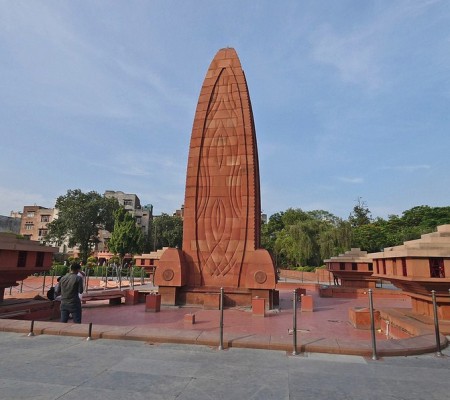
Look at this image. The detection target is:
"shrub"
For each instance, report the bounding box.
[296,266,316,272]
[50,264,69,277]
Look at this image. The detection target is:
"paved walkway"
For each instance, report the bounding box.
[0,331,449,400]
[1,285,448,357]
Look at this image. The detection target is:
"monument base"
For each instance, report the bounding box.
[158,286,279,309]
[410,293,450,321]
[158,286,177,306]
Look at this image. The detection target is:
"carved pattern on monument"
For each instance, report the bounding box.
[254,271,267,284]
[195,67,249,279]
[162,269,174,282]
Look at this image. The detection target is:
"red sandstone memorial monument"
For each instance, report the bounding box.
[0,232,58,319]
[0,233,57,302]
[372,224,450,320]
[325,248,376,288]
[155,48,277,308]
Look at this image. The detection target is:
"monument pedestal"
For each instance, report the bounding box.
[252,297,265,317]
[145,294,161,312]
[349,307,381,329]
[124,290,140,305]
[158,286,177,306]
[301,295,314,312]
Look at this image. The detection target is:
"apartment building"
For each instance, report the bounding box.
[19,206,56,242]
[104,190,153,236]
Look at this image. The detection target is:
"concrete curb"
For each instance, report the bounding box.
[0,319,447,357]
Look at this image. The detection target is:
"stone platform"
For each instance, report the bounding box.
[1,287,448,357]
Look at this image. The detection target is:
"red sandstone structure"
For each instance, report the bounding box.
[0,233,57,301]
[372,224,450,320]
[325,248,376,288]
[155,48,277,308]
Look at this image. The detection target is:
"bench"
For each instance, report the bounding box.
[0,310,29,319]
[81,291,125,306]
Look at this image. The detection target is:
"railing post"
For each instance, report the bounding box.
[219,287,224,350]
[42,271,46,295]
[51,269,55,287]
[131,267,135,290]
[20,281,23,293]
[141,267,144,285]
[86,322,93,341]
[85,267,90,294]
[368,289,378,360]
[292,289,298,355]
[28,320,35,337]
[432,290,443,357]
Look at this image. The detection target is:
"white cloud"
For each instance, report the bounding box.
[88,151,186,183]
[0,187,50,215]
[338,177,364,184]
[309,0,443,91]
[310,25,382,90]
[380,165,431,173]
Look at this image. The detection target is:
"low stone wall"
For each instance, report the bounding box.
[279,268,332,283]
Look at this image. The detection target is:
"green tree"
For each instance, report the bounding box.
[349,197,372,227]
[261,211,284,255]
[108,207,144,266]
[46,189,119,263]
[151,213,183,250]
[267,209,351,268]
[352,222,387,253]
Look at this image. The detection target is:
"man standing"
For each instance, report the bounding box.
[56,263,84,323]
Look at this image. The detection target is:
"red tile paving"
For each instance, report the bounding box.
[1,276,448,357]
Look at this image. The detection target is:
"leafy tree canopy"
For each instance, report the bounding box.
[349,197,372,227]
[151,213,183,250]
[46,189,119,263]
[108,207,143,265]
[263,200,450,269]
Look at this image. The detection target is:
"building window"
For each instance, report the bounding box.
[36,252,45,267]
[25,223,34,230]
[41,215,50,222]
[124,199,133,207]
[402,259,407,277]
[140,259,145,266]
[38,229,48,237]
[339,262,345,270]
[136,217,141,224]
[368,263,373,272]
[429,258,445,278]
[351,263,357,271]
[26,211,35,217]
[17,251,27,268]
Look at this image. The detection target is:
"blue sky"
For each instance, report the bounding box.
[1,1,449,220]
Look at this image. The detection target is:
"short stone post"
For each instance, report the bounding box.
[252,296,265,317]
[145,293,161,312]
